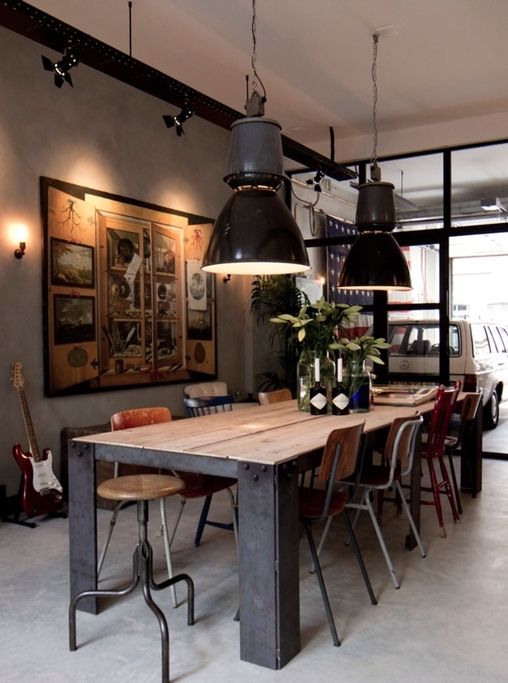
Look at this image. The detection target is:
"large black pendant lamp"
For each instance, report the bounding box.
[202,1,310,276]
[339,34,411,291]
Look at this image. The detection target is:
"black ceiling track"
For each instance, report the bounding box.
[0,0,354,182]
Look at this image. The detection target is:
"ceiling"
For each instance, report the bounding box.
[24,0,508,163]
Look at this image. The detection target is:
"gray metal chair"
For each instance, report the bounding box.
[344,415,426,589]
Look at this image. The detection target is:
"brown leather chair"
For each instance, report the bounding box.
[258,388,292,405]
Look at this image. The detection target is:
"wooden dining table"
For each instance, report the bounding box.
[68,399,436,670]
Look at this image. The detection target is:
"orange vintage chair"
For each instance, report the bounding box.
[258,388,292,404]
[299,422,377,646]
[97,407,183,606]
[420,382,461,535]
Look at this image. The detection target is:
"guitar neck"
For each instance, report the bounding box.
[16,387,41,462]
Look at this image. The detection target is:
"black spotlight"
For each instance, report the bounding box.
[41,47,79,88]
[162,107,193,137]
[306,169,325,192]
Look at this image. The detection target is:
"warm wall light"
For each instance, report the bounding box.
[10,223,28,259]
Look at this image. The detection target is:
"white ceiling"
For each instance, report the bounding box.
[27,0,508,162]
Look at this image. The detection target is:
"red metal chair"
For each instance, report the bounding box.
[421,382,461,535]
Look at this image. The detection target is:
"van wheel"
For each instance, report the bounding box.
[483,391,499,430]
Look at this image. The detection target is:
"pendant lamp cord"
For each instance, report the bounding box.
[250,0,267,101]
[128,2,133,58]
[370,33,381,181]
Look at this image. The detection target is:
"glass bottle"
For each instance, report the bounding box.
[345,360,371,413]
[332,357,349,415]
[310,357,328,415]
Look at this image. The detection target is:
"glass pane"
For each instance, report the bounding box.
[452,142,508,228]
[450,233,508,324]
[388,244,440,305]
[378,154,443,231]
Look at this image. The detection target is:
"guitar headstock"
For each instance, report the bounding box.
[11,361,24,390]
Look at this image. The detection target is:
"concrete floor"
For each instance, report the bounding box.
[483,402,508,455]
[2,458,508,683]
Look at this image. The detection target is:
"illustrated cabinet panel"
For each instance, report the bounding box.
[42,178,216,396]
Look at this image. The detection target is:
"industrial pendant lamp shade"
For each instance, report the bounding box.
[202,187,310,275]
[339,181,411,290]
[338,232,411,290]
[202,0,309,276]
[355,181,397,229]
[338,31,412,291]
[202,115,310,275]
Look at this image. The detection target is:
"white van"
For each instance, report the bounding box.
[387,319,508,429]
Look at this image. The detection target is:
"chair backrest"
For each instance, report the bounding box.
[184,395,235,417]
[384,415,424,479]
[425,382,460,457]
[461,391,482,422]
[183,381,229,398]
[258,388,292,405]
[318,422,365,484]
[110,406,172,431]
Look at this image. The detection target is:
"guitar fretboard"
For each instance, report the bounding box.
[16,387,41,462]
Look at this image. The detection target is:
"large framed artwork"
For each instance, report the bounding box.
[41,177,216,396]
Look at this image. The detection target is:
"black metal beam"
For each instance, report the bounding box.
[0,0,355,183]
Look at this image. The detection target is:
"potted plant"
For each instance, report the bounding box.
[270,298,362,410]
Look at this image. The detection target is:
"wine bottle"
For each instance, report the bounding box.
[332,358,349,415]
[310,357,328,415]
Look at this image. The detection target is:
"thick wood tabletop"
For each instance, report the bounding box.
[75,400,431,466]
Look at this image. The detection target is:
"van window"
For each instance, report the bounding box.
[471,324,489,357]
[493,326,506,352]
[486,326,499,353]
[388,322,460,356]
[500,327,508,352]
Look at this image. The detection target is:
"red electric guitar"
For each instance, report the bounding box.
[11,362,63,518]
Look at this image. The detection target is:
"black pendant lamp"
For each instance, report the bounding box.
[202,1,309,276]
[339,34,411,291]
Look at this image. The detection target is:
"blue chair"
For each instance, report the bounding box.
[178,395,237,546]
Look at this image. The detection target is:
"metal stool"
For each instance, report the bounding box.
[69,474,195,683]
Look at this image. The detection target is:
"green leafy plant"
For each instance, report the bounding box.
[270,298,362,357]
[330,335,391,368]
[251,275,310,392]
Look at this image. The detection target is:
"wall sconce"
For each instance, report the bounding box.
[11,223,28,259]
[14,241,26,259]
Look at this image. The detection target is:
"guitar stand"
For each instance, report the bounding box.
[1,477,67,528]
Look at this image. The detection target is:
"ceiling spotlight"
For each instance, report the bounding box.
[41,47,79,88]
[306,170,325,192]
[162,106,193,137]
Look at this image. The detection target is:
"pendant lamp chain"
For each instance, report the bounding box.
[370,33,381,182]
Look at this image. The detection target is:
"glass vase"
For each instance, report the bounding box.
[344,360,371,413]
[297,349,335,412]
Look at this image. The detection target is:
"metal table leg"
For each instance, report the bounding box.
[237,459,300,669]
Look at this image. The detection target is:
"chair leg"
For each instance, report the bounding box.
[394,481,426,558]
[167,497,186,548]
[447,452,463,514]
[342,509,377,604]
[159,497,178,608]
[438,456,460,522]
[426,457,447,536]
[97,500,128,577]
[225,487,239,553]
[363,492,400,589]
[194,494,213,546]
[303,523,340,646]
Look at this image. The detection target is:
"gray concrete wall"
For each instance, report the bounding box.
[0,27,253,495]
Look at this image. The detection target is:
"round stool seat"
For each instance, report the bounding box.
[98,474,184,502]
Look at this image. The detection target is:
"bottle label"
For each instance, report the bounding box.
[333,392,349,411]
[310,392,327,411]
